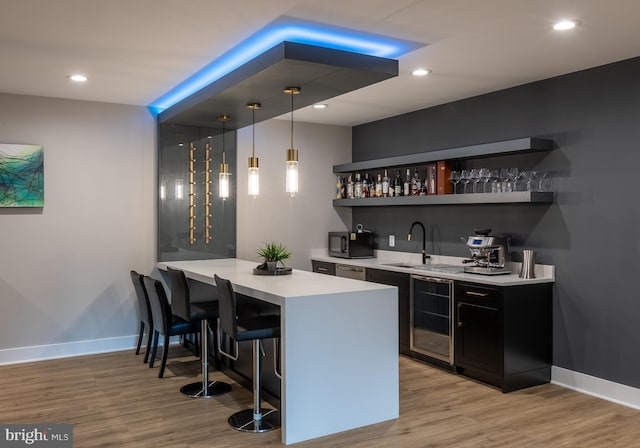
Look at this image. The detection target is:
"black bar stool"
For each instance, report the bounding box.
[130,270,153,363]
[214,274,281,433]
[167,268,231,398]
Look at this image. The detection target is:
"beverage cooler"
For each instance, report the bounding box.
[410,275,454,364]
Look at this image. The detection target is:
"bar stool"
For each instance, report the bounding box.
[167,267,231,398]
[142,276,201,378]
[214,274,281,433]
[130,270,153,363]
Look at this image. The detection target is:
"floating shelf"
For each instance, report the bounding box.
[332,191,553,207]
[333,137,554,173]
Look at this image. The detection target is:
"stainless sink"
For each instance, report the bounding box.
[380,262,464,274]
[380,262,415,268]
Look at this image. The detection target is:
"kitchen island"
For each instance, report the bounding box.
[157,258,399,445]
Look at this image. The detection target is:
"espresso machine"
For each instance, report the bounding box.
[463,229,511,275]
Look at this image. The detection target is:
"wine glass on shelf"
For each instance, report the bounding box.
[479,168,490,193]
[490,169,501,193]
[537,171,548,191]
[509,168,519,192]
[500,168,511,192]
[469,169,480,193]
[525,170,537,191]
[460,170,471,194]
[449,170,461,194]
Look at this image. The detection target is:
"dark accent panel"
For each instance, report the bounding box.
[158,124,236,261]
[159,41,398,129]
[352,56,640,388]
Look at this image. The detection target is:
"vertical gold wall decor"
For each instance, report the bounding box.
[189,142,196,245]
[205,142,212,244]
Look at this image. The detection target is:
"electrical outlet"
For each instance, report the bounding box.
[389,235,395,247]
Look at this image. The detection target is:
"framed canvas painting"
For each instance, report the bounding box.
[0,143,44,207]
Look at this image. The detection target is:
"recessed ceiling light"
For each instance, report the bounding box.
[313,104,328,109]
[553,19,580,31]
[412,68,431,77]
[68,74,88,82]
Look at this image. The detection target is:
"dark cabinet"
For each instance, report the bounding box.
[366,268,411,355]
[312,260,336,276]
[454,281,552,392]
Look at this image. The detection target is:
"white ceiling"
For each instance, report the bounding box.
[2,0,640,127]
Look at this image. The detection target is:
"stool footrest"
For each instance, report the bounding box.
[180,381,231,398]
[228,408,280,432]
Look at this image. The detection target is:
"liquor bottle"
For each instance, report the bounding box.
[394,170,403,196]
[354,173,362,198]
[375,174,382,197]
[362,173,369,198]
[336,175,342,199]
[403,168,411,197]
[341,176,347,198]
[382,169,390,197]
[346,175,354,199]
[412,168,421,196]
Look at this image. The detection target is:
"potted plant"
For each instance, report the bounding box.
[256,242,291,271]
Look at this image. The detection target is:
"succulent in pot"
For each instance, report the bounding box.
[256,242,291,271]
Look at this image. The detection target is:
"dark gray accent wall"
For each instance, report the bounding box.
[352,56,640,388]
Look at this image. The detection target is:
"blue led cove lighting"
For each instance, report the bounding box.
[149,18,422,114]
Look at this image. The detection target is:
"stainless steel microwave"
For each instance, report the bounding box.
[328,232,374,259]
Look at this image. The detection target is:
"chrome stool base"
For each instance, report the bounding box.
[228,408,280,433]
[180,380,231,398]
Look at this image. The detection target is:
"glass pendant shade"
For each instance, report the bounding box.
[286,149,298,196]
[284,87,300,197]
[247,103,260,198]
[217,114,231,199]
[219,164,230,199]
[248,157,259,198]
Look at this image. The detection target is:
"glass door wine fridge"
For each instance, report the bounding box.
[410,275,454,364]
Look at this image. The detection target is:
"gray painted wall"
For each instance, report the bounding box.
[236,119,352,269]
[352,57,640,388]
[0,93,156,353]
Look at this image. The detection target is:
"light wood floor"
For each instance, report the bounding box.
[1,347,639,447]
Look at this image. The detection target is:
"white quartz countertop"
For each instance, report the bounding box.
[311,250,555,287]
[158,258,395,306]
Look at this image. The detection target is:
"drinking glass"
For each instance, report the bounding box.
[449,170,461,194]
[500,168,511,192]
[469,169,479,193]
[490,169,501,193]
[509,168,519,192]
[525,170,537,191]
[537,171,548,191]
[460,169,471,194]
[479,168,491,193]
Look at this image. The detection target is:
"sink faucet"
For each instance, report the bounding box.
[408,221,430,264]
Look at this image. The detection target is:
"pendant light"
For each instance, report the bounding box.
[218,114,231,199]
[284,87,300,197]
[247,103,260,198]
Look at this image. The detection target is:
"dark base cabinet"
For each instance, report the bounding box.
[365,268,411,356]
[454,281,552,393]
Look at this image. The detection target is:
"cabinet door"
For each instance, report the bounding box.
[455,300,500,375]
[366,268,410,354]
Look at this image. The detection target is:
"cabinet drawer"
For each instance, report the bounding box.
[456,282,500,301]
[312,260,336,276]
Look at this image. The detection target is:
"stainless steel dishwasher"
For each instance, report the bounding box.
[335,264,366,280]
[410,275,454,364]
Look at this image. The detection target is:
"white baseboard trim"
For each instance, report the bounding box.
[552,365,640,411]
[0,334,180,366]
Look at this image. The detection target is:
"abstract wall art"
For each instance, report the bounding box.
[0,143,44,207]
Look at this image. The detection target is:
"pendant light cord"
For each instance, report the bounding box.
[252,107,256,158]
[290,91,294,149]
[221,119,226,165]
